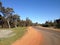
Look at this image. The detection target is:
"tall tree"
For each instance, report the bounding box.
[12,14,20,28]
[0,2,2,11]
[0,14,3,28]
[0,2,14,28]
[5,7,14,28]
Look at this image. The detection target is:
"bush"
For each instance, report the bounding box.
[42,24,49,27]
[55,23,60,28]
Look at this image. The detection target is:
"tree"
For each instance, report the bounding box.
[0,2,14,28]
[0,14,3,28]
[12,14,20,28]
[4,8,14,28]
[26,17,32,26]
[19,20,26,27]
[54,19,60,28]
[0,2,2,12]
[0,2,22,28]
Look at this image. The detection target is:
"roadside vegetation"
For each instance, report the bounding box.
[0,2,39,45]
[0,27,27,45]
[41,18,60,29]
[0,2,39,28]
[0,2,60,29]
[0,1,59,45]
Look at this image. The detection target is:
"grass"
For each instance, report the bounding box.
[0,27,27,45]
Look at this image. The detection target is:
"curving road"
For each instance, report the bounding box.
[12,27,60,45]
[12,27,43,45]
[34,26,60,45]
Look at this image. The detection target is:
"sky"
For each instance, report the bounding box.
[1,0,60,24]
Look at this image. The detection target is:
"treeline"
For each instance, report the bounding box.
[0,2,60,29]
[41,19,60,29]
[0,2,39,28]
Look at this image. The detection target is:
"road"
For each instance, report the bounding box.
[12,27,60,45]
[12,27,43,45]
[34,26,60,45]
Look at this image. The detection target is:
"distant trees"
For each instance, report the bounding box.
[19,17,32,27]
[41,19,60,29]
[54,19,60,28]
[12,14,20,28]
[42,21,53,27]
[25,17,32,26]
[32,22,39,26]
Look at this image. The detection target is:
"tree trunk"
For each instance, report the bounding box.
[7,20,10,28]
[14,20,17,28]
[15,21,17,28]
[15,24,17,28]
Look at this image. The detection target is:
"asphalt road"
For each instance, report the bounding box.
[34,27,60,45]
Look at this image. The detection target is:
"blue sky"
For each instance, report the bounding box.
[1,0,60,24]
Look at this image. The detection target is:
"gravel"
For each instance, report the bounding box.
[0,29,16,38]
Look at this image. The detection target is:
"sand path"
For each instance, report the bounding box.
[12,27,43,45]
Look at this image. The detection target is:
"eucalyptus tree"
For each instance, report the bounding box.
[5,7,14,28]
[0,14,3,28]
[0,2,4,28]
[0,2,14,28]
[12,14,20,28]
[0,2,2,11]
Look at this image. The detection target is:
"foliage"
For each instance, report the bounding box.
[54,19,60,28]
[41,19,60,29]
[0,2,41,28]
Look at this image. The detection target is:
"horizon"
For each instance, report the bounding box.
[1,0,60,24]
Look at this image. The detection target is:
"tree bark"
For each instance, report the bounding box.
[7,20,10,28]
[14,20,17,28]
